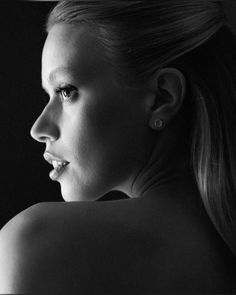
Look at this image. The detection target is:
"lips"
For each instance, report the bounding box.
[43,152,69,181]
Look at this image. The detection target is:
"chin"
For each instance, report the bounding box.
[59,183,79,201]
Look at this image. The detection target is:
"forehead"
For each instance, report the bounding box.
[42,24,109,85]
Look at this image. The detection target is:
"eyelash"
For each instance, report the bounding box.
[55,85,78,103]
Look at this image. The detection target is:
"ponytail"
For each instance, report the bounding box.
[46,0,236,255]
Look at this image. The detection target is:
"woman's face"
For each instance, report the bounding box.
[30,24,152,201]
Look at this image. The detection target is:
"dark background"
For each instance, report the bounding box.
[1,1,236,228]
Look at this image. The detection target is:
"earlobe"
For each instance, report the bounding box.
[151,118,165,130]
[148,67,186,131]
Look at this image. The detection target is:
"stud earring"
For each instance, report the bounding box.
[154,118,165,129]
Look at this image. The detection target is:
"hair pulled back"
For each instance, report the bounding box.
[46,0,236,256]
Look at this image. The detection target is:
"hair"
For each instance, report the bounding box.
[46,0,236,256]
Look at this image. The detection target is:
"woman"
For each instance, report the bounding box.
[0,0,236,293]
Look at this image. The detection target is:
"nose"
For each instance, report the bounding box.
[30,105,60,143]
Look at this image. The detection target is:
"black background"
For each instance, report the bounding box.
[1,1,236,228]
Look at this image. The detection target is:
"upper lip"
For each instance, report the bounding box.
[43,151,69,165]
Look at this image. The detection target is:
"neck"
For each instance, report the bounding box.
[125,133,199,201]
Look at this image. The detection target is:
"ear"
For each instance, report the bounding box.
[147,67,186,130]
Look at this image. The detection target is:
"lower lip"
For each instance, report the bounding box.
[49,164,69,181]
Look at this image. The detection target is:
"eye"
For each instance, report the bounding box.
[55,85,78,103]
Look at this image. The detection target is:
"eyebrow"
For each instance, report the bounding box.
[42,66,79,91]
[48,66,75,83]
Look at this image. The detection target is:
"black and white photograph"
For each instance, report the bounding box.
[0,1,236,293]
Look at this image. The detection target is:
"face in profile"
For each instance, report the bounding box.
[30,24,152,201]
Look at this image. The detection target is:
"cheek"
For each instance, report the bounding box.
[63,90,146,178]
[75,93,131,149]
[61,98,119,167]
[82,96,139,156]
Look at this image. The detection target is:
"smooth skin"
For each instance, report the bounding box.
[0,24,235,293]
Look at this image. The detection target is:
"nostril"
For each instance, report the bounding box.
[39,136,48,143]
[30,117,59,143]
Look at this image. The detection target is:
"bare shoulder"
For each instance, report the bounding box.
[0,198,159,293]
[0,203,49,293]
[0,197,235,293]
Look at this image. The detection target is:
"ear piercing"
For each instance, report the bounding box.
[154,118,165,130]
